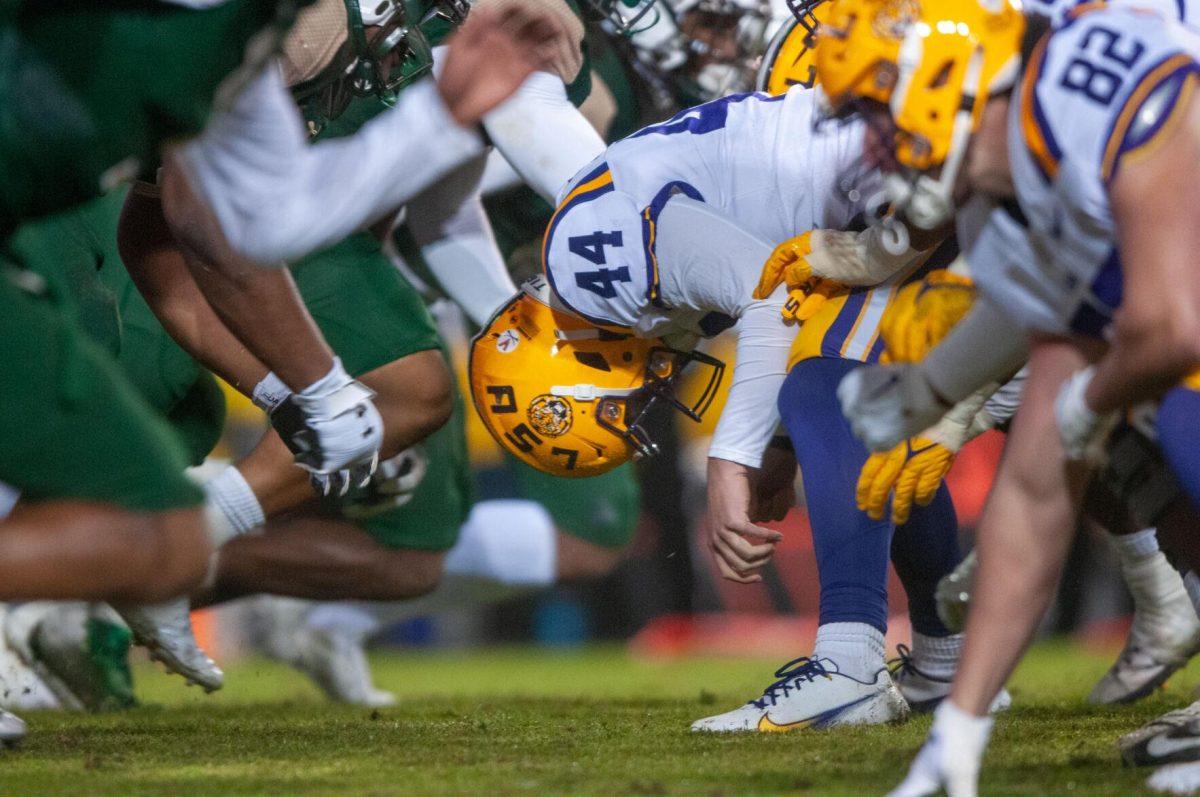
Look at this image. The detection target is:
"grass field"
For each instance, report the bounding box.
[0,639,1193,795]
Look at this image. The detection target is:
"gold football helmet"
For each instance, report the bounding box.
[814,0,1024,229]
[469,277,725,478]
[757,0,831,93]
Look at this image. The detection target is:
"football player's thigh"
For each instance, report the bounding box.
[512,457,639,548]
[290,232,443,376]
[0,276,201,511]
[355,393,473,552]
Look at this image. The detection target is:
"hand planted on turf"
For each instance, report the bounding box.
[887,701,994,797]
[1054,366,1118,464]
[856,436,954,525]
[880,270,976,364]
[269,358,383,497]
[837,363,952,453]
[706,458,783,583]
[437,6,561,127]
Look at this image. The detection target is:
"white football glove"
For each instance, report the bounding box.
[343,446,429,519]
[269,358,384,497]
[887,701,994,797]
[1054,366,1119,464]
[837,363,953,453]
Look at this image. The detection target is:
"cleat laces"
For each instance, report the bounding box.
[750,657,832,709]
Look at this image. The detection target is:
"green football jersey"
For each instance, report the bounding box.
[0,0,299,234]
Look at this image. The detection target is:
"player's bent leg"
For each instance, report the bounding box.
[1157,386,1200,508]
[513,459,639,581]
[694,357,908,733]
[0,503,208,604]
[890,339,1092,796]
[1091,526,1200,706]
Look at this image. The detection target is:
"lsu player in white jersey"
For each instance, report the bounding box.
[803,0,1200,793]
[470,64,1000,731]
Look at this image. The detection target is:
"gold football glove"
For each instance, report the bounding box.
[754,233,848,325]
[856,436,955,525]
[880,270,975,363]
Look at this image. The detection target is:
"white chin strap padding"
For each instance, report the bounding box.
[550,385,640,401]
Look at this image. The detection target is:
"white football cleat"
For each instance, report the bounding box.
[0,604,61,711]
[1120,700,1200,767]
[1149,762,1200,795]
[114,599,223,692]
[1089,550,1200,705]
[249,597,395,708]
[890,645,1012,715]
[0,709,26,747]
[690,656,909,733]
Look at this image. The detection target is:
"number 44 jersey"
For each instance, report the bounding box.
[967,3,1200,338]
[541,86,875,336]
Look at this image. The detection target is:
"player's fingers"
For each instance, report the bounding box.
[717,528,777,563]
[856,453,886,511]
[892,467,919,526]
[729,518,783,544]
[863,450,902,519]
[781,289,806,325]
[914,456,950,506]
[754,255,789,300]
[714,551,760,583]
[712,539,765,582]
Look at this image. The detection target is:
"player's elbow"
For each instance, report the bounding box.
[1116,304,1200,374]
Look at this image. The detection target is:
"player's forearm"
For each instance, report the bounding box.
[922,297,1028,404]
[182,251,334,392]
[483,70,606,204]
[1085,311,1200,414]
[708,303,792,467]
[177,69,483,265]
[117,185,270,395]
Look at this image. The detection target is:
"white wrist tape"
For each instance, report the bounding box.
[251,371,291,412]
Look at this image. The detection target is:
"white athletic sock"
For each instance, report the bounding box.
[910,631,963,680]
[307,500,559,638]
[813,622,886,682]
[205,466,265,540]
[1113,528,1161,562]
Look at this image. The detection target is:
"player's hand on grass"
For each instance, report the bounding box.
[706,458,783,584]
[438,6,560,127]
[888,701,993,797]
[750,442,797,523]
[856,436,954,525]
[268,358,384,497]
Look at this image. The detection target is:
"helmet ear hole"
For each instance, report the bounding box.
[573,351,611,372]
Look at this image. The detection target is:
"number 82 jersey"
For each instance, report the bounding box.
[973,4,1200,337]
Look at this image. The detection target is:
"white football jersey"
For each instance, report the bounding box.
[966,4,1200,336]
[1024,0,1200,27]
[543,86,874,335]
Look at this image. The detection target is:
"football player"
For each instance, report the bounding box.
[467,43,996,728]
[805,0,1200,793]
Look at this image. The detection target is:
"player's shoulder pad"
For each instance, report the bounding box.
[1024,5,1200,182]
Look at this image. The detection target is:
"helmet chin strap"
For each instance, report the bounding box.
[886,45,986,232]
[550,385,640,401]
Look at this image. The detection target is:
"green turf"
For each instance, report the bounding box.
[0,639,1191,795]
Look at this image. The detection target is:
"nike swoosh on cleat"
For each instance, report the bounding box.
[756,693,880,733]
[1145,734,1200,762]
